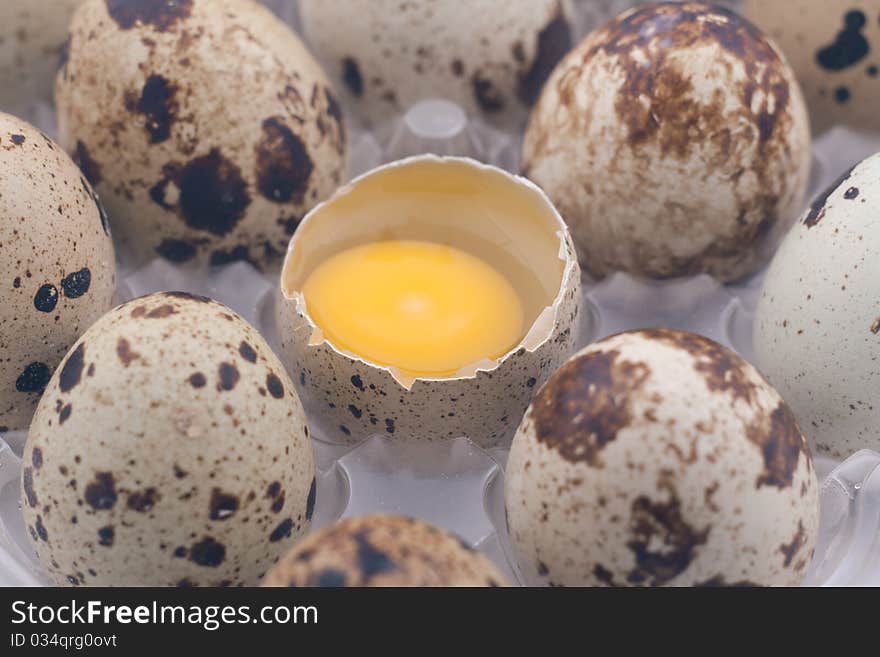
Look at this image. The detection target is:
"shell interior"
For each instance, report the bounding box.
[280,156,574,389]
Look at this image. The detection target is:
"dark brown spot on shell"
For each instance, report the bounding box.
[105,0,193,32]
[126,74,178,144]
[695,576,761,587]
[127,488,158,512]
[342,57,363,96]
[155,239,197,262]
[269,518,294,542]
[305,477,316,521]
[145,304,175,319]
[780,520,806,568]
[353,530,397,578]
[530,348,650,466]
[626,491,709,586]
[35,516,48,541]
[805,165,856,228]
[188,372,206,388]
[84,472,117,510]
[747,403,805,490]
[59,343,86,393]
[61,268,91,299]
[255,117,313,204]
[22,468,38,507]
[116,338,140,367]
[472,73,504,113]
[238,342,257,363]
[266,373,284,399]
[16,362,51,394]
[189,536,226,567]
[217,362,240,391]
[98,526,114,547]
[31,448,43,469]
[209,489,239,521]
[33,284,59,313]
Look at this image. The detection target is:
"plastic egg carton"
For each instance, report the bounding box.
[2,0,880,587]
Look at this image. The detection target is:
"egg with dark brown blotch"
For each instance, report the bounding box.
[21,292,315,587]
[522,2,811,282]
[263,514,508,587]
[744,0,880,135]
[505,329,819,587]
[299,0,575,130]
[0,0,84,111]
[1,112,115,432]
[56,0,348,272]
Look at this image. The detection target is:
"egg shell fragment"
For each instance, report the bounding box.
[263,514,507,587]
[1,112,116,432]
[56,0,348,272]
[754,153,880,460]
[21,292,315,587]
[505,328,819,587]
[744,0,880,135]
[0,0,84,111]
[299,0,575,130]
[522,1,811,282]
[277,156,582,447]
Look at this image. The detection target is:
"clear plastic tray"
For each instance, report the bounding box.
[2,0,880,587]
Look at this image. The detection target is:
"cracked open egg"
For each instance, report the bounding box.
[299,0,575,130]
[55,0,347,272]
[21,292,315,587]
[744,0,880,134]
[1,112,116,432]
[263,514,508,587]
[277,156,581,446]
[505,329,819,587]
[754,153,880,460]
[0,0,83,111]
[522,1,811,282]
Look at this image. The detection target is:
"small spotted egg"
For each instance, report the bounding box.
[263,514,508,587]
[744,0,880,134]
[299,0,575,130]
[56,0,348,272]
[0,0,84,111]
[21,292,315,587]
[505,329,819,587]
[1,112,115,432]
[522,2,811,282]
[754,153,880,459]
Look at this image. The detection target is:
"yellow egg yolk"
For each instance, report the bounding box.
[302,240,525,379]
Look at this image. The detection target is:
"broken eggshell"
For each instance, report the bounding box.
[744,0,880,135]
[522,1,812,282]
[21,292,315,587]
[277,155,581,447]
[505,328,820,587]
[55,0,347,273]
[298,0,575,131]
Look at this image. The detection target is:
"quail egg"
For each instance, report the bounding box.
[1,112,115,432]
[263,514,507,586]
[56,0,347,272]
[505,328,819,587]
[0,0,83,112]
[299,0,575,130]
[522,2,811,282]
[754,153,880,459]
[277,155,581,446]
[21,292,315,586]
[744,0,880,134]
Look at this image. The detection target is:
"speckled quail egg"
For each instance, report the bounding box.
[0,0,84,111]
[522,2,812,282]
[1,112,115,432]
[299,0,575,130]
[744,0,880,135]
[56,0,347,272]
[505,328,819,587]
[754,154,880,460]
[277,155,581,447]
[21,292,315,587]
[263,514,508,586]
